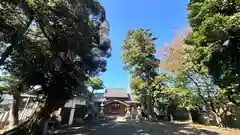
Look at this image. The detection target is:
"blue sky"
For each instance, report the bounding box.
[99,0,189,92]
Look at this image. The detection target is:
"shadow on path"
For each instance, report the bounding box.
[50,117,219,135]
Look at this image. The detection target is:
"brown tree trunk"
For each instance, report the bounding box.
[167,103,176,122]
[29,99,65,135]
[146,94,152,120]
[214,113,224,127]
[169,113,174,121]
[3,99,66,135]
[187,109,193,123]
[142,94,147,111]
[8,90,21,129]
[2,105,47,135]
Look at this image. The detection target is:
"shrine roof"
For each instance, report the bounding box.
[104,88,128,98]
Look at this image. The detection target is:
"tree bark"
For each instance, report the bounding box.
[169,113,174,121]
[167,103,176,122]
[214,113,224,127]
[29,99,65,135]
[146,94,153,120]
[187,109,193,123]
[8,90,21,129]
[3,98,67,135]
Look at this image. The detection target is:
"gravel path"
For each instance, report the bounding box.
[50,118,240,135]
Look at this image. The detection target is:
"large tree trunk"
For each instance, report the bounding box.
[141,94,147,111]
[145,87,155,120]
[2,99,66,135]
[8,90,21,129]
[214,113,224,127]
[187,109,193,124]
[29,99,67,135]
[2,105,48,135]
[166,103,176,122]
[146,94,152,120]
[169,113,174,121]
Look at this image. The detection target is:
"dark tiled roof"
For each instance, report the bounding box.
[104,88,128,98]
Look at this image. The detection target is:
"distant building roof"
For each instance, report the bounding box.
[93,89,105,94]
[104,88,128,98]
[93,93,106,102]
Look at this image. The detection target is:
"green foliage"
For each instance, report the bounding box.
[0,76,19,92]
[131,77,147,90]
[152,74,170,98]
[156,73,199,111]
[177,88,199,111]
[186,0,240,104]
[87,77,104,90]
[122,29,159,114]
[122,29,159,73]
[0,0,111,104]
[130,77,147,100]
[0,75,21,104]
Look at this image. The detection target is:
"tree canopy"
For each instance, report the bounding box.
[122,29,160,117]
[1,0,111,103]
[0,0,111,134]
[186,0,240,104]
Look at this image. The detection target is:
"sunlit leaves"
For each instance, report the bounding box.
[87,77,104,90]
[122,29,158,71]
[131,77,146,91]
[122,29,160,109]
[187,0,240,104]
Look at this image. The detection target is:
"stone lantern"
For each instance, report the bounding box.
[136,106,142,121]
[99,102,105,120]
[125,105,132,120]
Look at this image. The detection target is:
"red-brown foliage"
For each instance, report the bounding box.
[158,28,191,72]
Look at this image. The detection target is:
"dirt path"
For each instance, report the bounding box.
[50,119,240,135]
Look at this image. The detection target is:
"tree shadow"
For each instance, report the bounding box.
[50,118,220,135]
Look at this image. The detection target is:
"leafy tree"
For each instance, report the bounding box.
[122,29,159,118]
[0,76,22,129]
[88,77,104,92]
[158,28,235,126]
[151,74,170,105]
[174,74,199,123]
[186,0,240,104]
[130,77,147,107]
[159,28,191,73]
[86,77,104,104]
[0,0,111,134]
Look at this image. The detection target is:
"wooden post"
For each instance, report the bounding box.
[68,98,75,125]
[20,96,30,120]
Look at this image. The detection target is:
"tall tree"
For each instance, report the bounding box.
[158,28,235,126]
[186,0,240,104]
[0,0,111,134]
[122,29,159,118]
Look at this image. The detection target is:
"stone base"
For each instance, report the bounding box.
[98,115,105,120]
[115,117,126,122]
[125,114,132,120]
[135,114,144,121]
